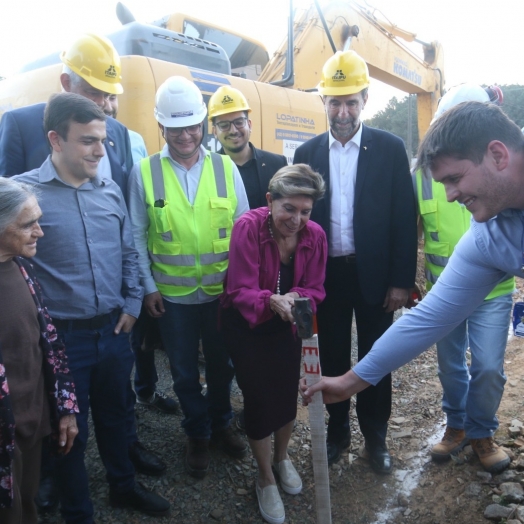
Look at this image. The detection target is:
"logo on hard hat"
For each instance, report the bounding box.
[332,69,346,82]
[222,95,234,105]
[105,65,117,79]
[171,111,194,117]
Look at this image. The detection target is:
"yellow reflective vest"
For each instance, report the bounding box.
[141,151,238,297]
[415,169,514,298]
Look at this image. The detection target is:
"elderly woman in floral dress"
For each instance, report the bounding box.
[0,178,78,524]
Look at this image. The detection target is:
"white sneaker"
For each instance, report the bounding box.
[256,482,285,524]
[274,459,303,495]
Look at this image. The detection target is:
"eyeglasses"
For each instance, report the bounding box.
[215,117,248,132]
[165,124,202,136]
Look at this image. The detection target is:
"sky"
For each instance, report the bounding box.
[1,0,523,116]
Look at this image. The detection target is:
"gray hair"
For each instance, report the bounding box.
[268,164,325,203]
[62,65,84,89]
[0,178,38,234]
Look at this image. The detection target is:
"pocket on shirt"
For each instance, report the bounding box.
[209,198,233,229]
[153,206,171,234]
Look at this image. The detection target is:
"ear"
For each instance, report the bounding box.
[487,140,510,170]
[212,125,218,139]
[158,123,165,139]
[60,73,71,92]
[48,130,62,152]
[266,192,272,207]
[361,92,368,109]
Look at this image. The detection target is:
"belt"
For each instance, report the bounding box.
[332,254,356,264]
[53,309,120,331]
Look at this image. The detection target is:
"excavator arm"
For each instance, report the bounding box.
[259,1,445,137]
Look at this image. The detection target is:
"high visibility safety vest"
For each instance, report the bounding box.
[141,151,238,297]
[415,169,514,298]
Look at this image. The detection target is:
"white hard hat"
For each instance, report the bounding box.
[154,76,207,127]
[432,83,490,124]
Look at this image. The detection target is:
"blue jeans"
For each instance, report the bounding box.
[437,292,512,439]
[157,299,234,438]
[55,319,136,524]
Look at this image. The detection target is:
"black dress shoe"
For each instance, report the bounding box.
[35,475,59,513]
[109,482,170,516]
[129,441,166,476]
[366,442,392,474]
[326,434,350,465]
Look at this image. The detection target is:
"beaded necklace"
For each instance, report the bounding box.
[267,213,281,295]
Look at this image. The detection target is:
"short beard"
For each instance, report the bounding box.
[330,117,358,140]
[224,142,249,154]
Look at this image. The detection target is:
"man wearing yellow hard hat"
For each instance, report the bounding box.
[294,50,417,473]
[0,33,132,195]
[208,85,287,210]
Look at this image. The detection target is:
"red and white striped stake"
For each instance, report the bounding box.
[294,297,331,523]
[303,336,332,523]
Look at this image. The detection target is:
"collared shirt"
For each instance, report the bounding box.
[328,123,362,257]
[354,209,521,385]
[128,144,249,304]
[14,156,143,320]
[129,130,148,163]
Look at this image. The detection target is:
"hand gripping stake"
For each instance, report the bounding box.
[294,297,332,524]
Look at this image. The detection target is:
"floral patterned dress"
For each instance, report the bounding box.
[0,257,79,508]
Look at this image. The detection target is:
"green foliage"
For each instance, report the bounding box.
[364,84,524,158]
[364,94,419,158]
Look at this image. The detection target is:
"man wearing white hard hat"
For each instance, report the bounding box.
[414,83,513,473]
[128,76,249,479]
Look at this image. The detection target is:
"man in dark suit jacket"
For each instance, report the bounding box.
[0,33,164,512]
[294,51,417,473]
[208,85,287,210]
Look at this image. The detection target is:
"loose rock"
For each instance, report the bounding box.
[500,482,524,502]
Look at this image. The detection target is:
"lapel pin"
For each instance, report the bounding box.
[363,146,367,150]
[109,141,115,147]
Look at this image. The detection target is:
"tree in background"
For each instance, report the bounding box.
[365,84,524,158]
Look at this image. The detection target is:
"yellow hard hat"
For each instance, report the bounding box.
[208,86,251,120]
[318,51,370,96]
[61,34,123,95]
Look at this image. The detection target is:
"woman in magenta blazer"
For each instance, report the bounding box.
[220,164,327,524]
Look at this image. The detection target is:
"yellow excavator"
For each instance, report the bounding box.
[0,1,444,162]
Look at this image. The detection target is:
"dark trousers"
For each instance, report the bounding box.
[55,319,135,524]
[131,308,162,399]
[125,308,161,442]
[317,256,393,446]
[157,299,234,438]
[0,436,42,524]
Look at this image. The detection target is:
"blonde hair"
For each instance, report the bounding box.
[268,164,325,202]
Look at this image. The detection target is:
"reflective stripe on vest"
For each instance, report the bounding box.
[142,151,237,297]
[149,152,229,266]
[416,169,514,298]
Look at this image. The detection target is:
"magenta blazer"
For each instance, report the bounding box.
[221,207,328,328]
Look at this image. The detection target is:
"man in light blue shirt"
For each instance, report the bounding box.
[301,101,524,473]
[128,77,249,480]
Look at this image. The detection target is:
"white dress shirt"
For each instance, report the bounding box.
[328,124,362,257]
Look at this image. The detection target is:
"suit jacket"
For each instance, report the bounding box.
[219,143,287,209]
[293,125,417,305]
[0,102,134,195]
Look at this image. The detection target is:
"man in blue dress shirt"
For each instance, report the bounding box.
[15,93,170,523]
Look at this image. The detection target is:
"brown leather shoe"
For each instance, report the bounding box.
[211,426,248,458]
[186,438,210,478]
[431,427,468,462]
[470,437,510,473]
